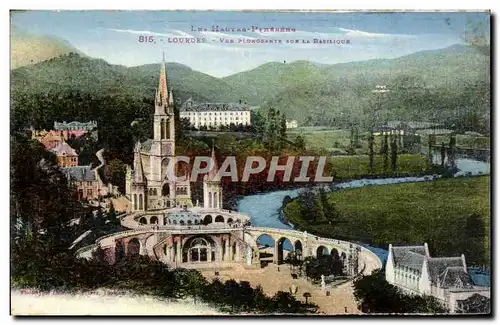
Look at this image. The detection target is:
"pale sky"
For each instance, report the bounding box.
[11,10,490,77]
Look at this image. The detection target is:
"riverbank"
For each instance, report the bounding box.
[226,154,443,211]
[283,175,490,266]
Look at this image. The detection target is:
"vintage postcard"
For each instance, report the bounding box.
[10,10,491,316]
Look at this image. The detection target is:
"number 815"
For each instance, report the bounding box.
[139,36,155,43]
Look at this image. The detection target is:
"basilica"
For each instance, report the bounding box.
[125,56,222,212]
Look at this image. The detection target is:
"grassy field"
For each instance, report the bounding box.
[284,176,490,265]
[436,134,490,149]
[329,154,431,180]
[288,129,352,153]
[288,128,490,153]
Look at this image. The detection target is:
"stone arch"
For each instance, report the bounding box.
[150,216,158,225]
[139,217,147,225]
[115,240,125,262]
[187,220,192,225]
[180,220,185,226]
[294,240,303,254]
[316,246,329,258]
[215,215,224,223]
[203,215,213,225]
[227,218,233,224]
[182,236,217,263]
[173,220,177,225]
[162,183,170,197]
[330,248,340,259]
[276,237,293,264]
[127,238,141,258]
[255,233,275,263]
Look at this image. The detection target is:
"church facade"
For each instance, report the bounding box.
[125,57,221,212]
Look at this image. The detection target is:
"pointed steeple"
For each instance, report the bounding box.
[157,52,168,106]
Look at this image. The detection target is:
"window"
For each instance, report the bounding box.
[86,189,93,197]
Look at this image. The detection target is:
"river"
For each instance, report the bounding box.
[235,157,490,286]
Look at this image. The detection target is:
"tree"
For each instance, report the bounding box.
[456,294,491,314]
[440,142,446,167]
[294,135,306,151]
[448,134,457,169]
[10,135,82,244]
[282,195,293,207]
[428,134,436,163]
[107,202,118,224]
[368,132,375,171]
[353,269,449,314]
[390,135,398,172]
[279,112,288,151]
[104,158,126,192]
[303,292,311,304]
[381,133,389,170]
[303,255,343,280]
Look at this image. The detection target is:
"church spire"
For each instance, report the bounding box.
[158,52,168,106]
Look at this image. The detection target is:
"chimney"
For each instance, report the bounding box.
[461,254,467,272]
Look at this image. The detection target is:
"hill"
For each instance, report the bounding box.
[10,43,490,132]
[11,53,244,103]
[250,45,490,130]
[10,26,84,69]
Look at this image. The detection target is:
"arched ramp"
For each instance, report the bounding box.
[276,237,293,264]
[127,238,141,258]
[316,246,329,258]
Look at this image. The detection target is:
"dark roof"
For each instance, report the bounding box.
[440,266,474,289]
[181,99,250,112]
[398,251,426,271]
[62,165,96,182]
[427,257,465,285]
[391,245,428,269]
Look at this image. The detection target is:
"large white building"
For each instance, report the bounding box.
[180,99,251,129]
[385,243,490,313]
